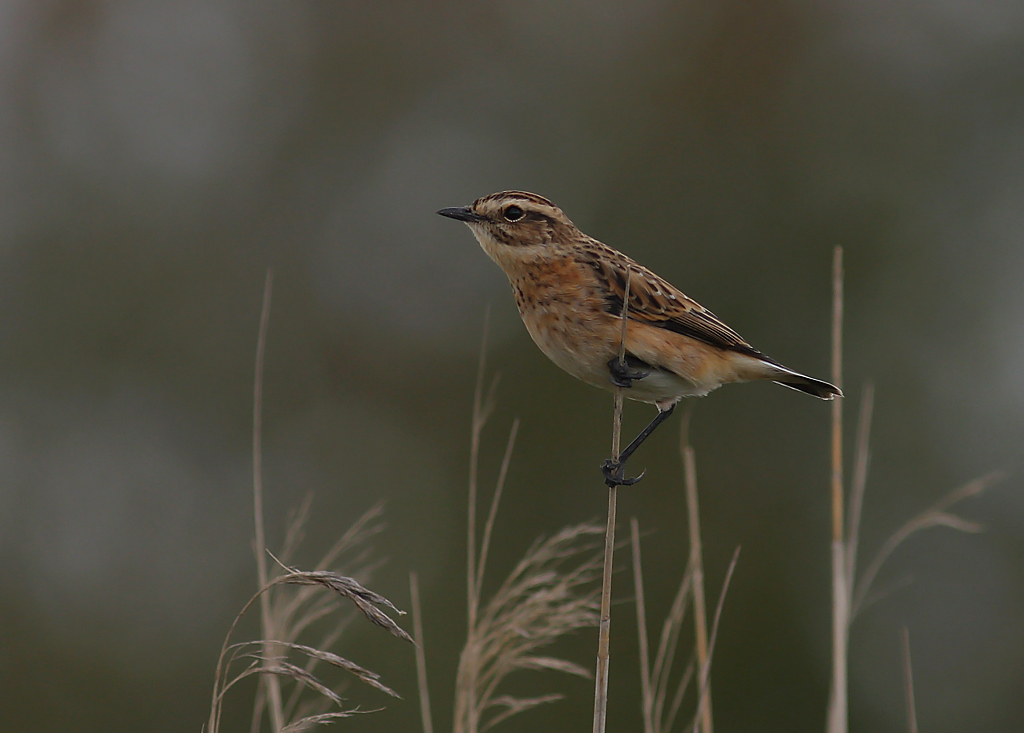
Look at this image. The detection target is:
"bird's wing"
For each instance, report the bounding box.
[581,242,764,358]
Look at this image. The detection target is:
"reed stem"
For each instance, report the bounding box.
[827,247,848,733]
[593,268,632,733]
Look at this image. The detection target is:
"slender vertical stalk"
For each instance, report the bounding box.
[252,270,284,732]
[683,443,713,733]
[901,627,918,733]
[827,247,848,733]
[594,269,632,733]
[689,548,740,733]
[467,313,490,631]
[593,395,621,733]
[631,518,655,733]
[831,246,845,547]
[652,565,694,730]
[459,311,491,733]
[845,383,875,589]
[476,419,520,597]
[410,572,434,733]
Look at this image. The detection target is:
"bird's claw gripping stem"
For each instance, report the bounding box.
[599,403,675,488]
[601,458,646,488]
[608,357,649,388]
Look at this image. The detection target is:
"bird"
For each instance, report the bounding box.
[438,191,841,487]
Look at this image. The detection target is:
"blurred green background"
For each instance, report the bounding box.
[1,1,1022,731]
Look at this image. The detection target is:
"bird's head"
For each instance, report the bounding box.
[438,191,579,271]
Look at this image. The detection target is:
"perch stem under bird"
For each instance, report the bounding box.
[439,192,841,485]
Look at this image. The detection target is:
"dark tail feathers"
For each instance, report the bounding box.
[773,373,843,400]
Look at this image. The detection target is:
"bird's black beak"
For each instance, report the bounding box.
[437,206,484,222]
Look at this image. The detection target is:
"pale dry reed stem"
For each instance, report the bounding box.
[686,547,739,733]
[455,330,597,733]
[827,246,848,733]
[704,548,740,689]
[594,268,632,733]
[656,408,699,733]
[683,442,713,733]
[476,419,521,597]
[901,627,918,733]
[830,247,845,542]
[468,308,492,632]
[618,268,632,365]
[819,250,999,732]
[850,471,1002,617]
[410,572,434,733]
[463,309,498,733]
[633,513,701,733]
[631,518,655,733]
[251,269,285,732]
[845,383,875,586]
[593,395,621,733]
[652,572,693,732]
[209,272,406,732]
[665,661,696,733]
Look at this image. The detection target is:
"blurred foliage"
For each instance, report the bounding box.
[0,1,1022,731]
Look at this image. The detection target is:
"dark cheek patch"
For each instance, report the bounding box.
[493,217,554,248]
[492,227,516,246]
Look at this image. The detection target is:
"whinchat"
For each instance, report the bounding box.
[439,191,841,486]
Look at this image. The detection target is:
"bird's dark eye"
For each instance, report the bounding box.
[503,205,525,222]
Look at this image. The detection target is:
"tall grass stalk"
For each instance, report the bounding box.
[593,268,633,733]
[207,270,411,733]
[850,471,999,617]
[454,310,501,733]
[453,320,600,733]
[823,249,999,732]
[687,547,739,733]
[827,247,848,733]
[631,518,656,733]
[682,429,713,733]
[252,269,286,731]
[466,308,493,639]
[592,391,622,733]
[901,627,918,733]
[410,572,434,733]
[652,561,695,730]
[632,507,739,733]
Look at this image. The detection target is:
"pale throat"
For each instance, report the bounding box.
[469,227,550,276]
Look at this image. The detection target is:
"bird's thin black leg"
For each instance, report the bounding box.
[601,404,676,487]
[619,404,676,465]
